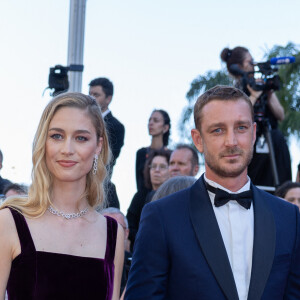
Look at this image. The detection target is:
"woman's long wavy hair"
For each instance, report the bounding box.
[1,93,110,217]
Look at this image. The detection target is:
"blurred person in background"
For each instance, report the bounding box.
[127,149,171,251]
[151,175,197,202]
[275,181,300,210]
[89,77,125,209]
[135,109,171,192]
[3,183,28,198]
[169,144,199,177]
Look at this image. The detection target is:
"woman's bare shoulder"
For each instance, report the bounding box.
[0,208,19,247]
[0,207,15,226]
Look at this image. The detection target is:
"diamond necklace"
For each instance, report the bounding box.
[47,205,89,220]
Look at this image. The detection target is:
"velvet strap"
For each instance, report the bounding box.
[9,207,36,255]
[104,215,118,263]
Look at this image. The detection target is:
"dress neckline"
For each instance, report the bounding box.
[11,208,111,261]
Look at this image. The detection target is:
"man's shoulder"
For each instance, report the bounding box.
[146,186,192,212]
[105,111,124,129]
[253,184,298,214]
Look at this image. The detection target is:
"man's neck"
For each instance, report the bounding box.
[205,170,249,192]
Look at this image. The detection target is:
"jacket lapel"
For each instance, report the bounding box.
[188,176,239,300]
[247,185,276,300]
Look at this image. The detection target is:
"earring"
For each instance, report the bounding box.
[93,154,98,175]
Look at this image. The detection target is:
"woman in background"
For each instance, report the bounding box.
[275,181,300,210]
[0,93,124,300]
[127,149,171,251]
[135,109,171,192]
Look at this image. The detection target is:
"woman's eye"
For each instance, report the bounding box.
[76,136,88,141]
[50,134,63,140]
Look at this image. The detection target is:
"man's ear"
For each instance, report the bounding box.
[192,164,199,176]
[252,122,257,147]
[105,95,112,106]
[191,129,204,153]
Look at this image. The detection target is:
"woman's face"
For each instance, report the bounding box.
[149,155,169,190]
[45,107,102,186]
[241,52,254,73]
[148,111,168,137]
[285,187,300,210]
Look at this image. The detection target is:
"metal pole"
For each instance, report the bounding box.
[67,0,86,92]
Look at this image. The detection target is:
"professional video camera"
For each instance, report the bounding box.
[229,56,295,94]
[229,56,295,122]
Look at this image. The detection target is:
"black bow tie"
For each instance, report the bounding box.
[205,181,252,209]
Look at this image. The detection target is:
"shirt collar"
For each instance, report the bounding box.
[102,109,110,118]
[204,173,251,194]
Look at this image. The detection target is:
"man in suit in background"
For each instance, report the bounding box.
[168,144,199,177]
[89,77,125,208]
[125,85,300,300]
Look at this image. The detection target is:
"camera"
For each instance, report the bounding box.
[242,61,281,92]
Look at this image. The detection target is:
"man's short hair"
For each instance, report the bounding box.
[0,149,3,164]
[101,207,128,229]
[193,85,254,131]
[89,77,114,97]
[175,144,199,167]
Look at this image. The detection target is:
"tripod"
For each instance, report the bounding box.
[253,92,280,188]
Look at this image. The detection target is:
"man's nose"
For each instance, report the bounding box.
[224,130,237,146]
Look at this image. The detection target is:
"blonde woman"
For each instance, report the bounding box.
[0,93,124,300]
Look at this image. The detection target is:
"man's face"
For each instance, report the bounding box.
[169,148,198,177]
[89,85,111,112]
[191,99,256,182]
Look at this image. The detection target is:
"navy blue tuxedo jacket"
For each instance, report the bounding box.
[125,175,300,300]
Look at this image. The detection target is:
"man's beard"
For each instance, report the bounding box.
[204,146,254,178]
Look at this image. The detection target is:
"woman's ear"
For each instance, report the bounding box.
[96,137,103,156]
[163,124,169,134]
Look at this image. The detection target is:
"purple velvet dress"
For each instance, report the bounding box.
[6,208,117,300]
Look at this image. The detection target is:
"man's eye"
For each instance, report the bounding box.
[213,128,222,133]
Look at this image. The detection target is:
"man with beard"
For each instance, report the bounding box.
[125,86,300,300]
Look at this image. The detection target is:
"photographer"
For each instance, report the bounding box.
[220,46,292,189]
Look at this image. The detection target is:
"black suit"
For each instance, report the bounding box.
[103,111,125,209]
[126,175,300,300]
[104,111,125,173]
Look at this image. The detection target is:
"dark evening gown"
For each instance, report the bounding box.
[6,207,118,300]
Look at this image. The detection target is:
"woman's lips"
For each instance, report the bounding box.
[57,160,78,167]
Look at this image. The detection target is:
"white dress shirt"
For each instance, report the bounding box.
[204,174,254,300]
[102,109,110,118]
